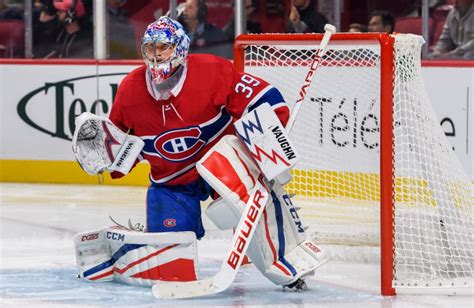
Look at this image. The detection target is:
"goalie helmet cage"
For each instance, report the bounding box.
[233,33,473,296]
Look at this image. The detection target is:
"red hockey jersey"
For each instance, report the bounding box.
[109,54,289,186]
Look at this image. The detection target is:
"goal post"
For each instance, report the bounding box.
[379,34,396,296]
[233,33,473,296]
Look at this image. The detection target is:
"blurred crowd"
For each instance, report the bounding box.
[0,0,472,60]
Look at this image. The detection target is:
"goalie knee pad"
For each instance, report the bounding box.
[74,228,198,286]
[205,197,240,230]
[198,135,328,287]
[197,135,261,208]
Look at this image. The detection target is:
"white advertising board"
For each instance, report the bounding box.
[0,62,472,180]
[422,67,473,179]
[1,64,137,161]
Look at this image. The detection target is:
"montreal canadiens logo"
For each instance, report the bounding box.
[163,218,176,227]
[153,127,206,162]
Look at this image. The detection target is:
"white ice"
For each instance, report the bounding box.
[1,183,472,307]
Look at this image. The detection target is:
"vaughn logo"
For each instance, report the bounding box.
[271,126,296,160]
[17,72,128,141]
[115,142,135,168]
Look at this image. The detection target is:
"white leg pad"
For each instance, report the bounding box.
[74,228,198,286]
[255,241,327,286]
[246,185,328,286]
[198,135,328,286]
[74,228,113,282]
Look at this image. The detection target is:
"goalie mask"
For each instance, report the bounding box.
[141,17,190,85]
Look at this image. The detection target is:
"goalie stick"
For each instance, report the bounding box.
[286,24,337,132]
[152,24,337,300]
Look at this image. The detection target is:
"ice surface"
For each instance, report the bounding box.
[1,183,472,307]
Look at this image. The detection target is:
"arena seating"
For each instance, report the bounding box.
[0,20,25,58]
[394,16,433,36]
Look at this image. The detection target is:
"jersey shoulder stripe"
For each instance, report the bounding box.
[245,86,286,115]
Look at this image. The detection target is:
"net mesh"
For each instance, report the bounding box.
[239,33,473,290]
[392,35,473,289]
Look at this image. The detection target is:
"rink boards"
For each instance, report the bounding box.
[0,60,472,187]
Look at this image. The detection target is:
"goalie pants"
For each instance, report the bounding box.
[146,179,212,239]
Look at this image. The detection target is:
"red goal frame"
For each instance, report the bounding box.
[233,33,396,296]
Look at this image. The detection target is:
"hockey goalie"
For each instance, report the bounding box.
[71,16,327,296]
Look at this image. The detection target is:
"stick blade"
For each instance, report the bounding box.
[152,278,215,299]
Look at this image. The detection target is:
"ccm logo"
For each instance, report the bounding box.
[81,233,99,241]
[106,231,125,241]
[227,188,266,269]
[305,241,321,253]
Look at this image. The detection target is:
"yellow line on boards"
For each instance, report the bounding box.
[0,160,150,186]
[2,160,470,208]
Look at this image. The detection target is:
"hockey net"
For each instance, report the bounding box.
[234,33,473,295]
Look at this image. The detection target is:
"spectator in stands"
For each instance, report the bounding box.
[178,0,227,52]
[0,0,23,20]
[223,0,261,41]
[401,0,445,17]
[348,23,368,33]
[106,0,137,58]
[367,10,395,33]
[33,0,61,57]
[0,0,24,57]
[431,0,473,59]
[288,0,328,33]
[34,0,93,58]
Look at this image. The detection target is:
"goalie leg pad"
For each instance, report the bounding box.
[198,136,327,286]
[197,135,261,208]
[74,228,113,282]
[74,229,198,286]
[247,185,328,286]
